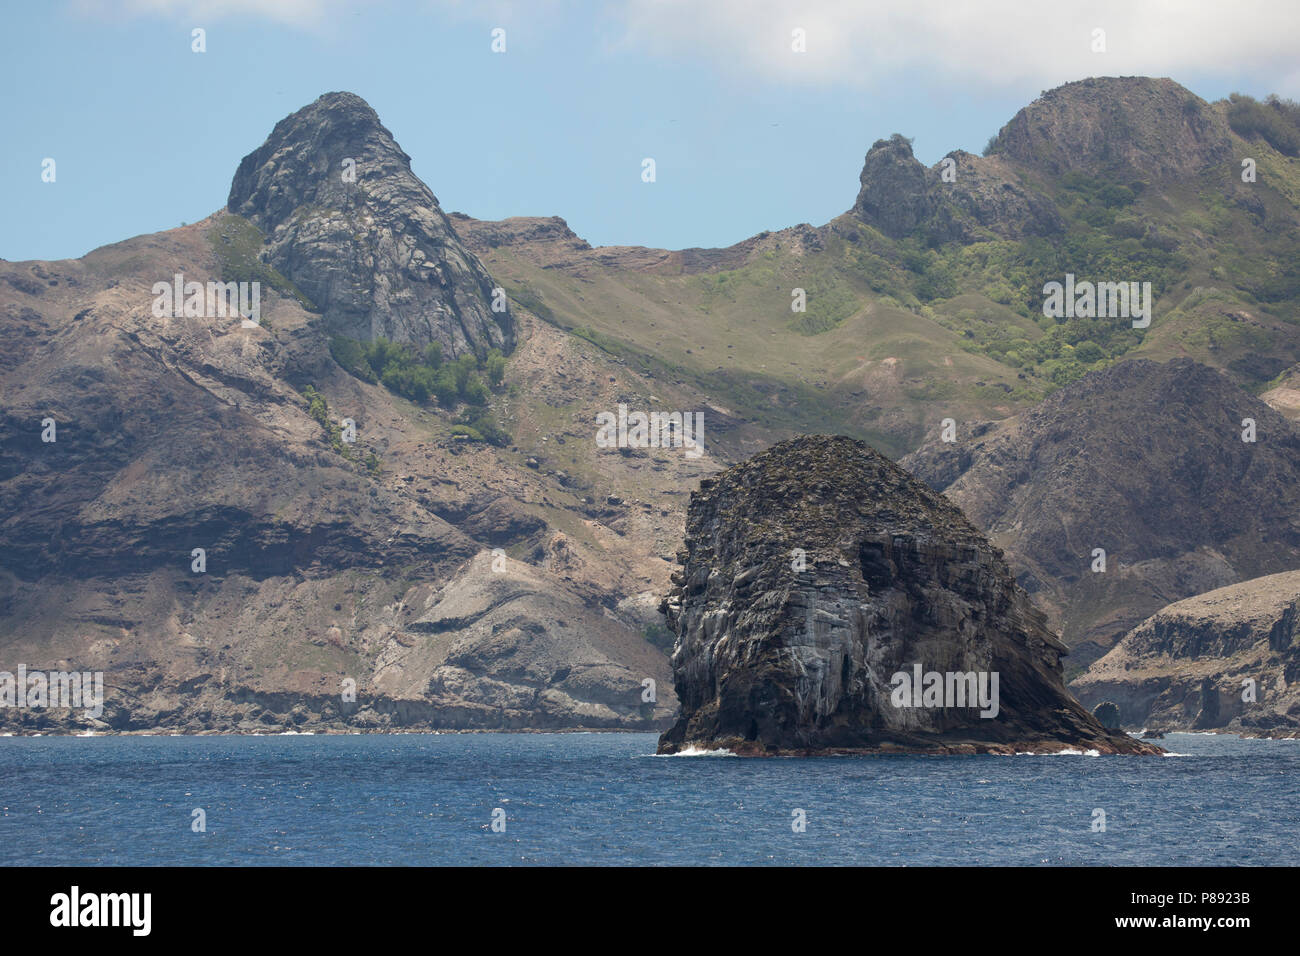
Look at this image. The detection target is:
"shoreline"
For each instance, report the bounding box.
[0,725,668,738]
[5,726,1297,743]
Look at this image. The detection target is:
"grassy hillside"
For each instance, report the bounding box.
[480,237,1039,458]
[469,91,1300,458]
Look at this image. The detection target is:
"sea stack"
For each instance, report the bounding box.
[657,435,1160,755]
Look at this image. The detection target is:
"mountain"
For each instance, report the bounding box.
[5,75,1300,733]
[0,95,700,733]
[902,358,1300,672]
[657,435,1157,755]
[989,76,1234,178]
[1073,569,1300,736]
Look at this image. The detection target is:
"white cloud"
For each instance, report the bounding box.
[613,0,1300,94]
[68,0,1300,97]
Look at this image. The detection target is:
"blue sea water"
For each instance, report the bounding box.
[0,731,1296,866]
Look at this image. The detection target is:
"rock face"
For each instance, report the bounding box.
[988,76,1233,179]
[854,135,936,237]
[657,435,1157,755]
[853,135,1062,242]
[903,359,1300,671]
[928,150,1065,240]
[1073,570,1300,737]
[396,551,672,728]
[227,92,512,358]
[853,77,1234,244]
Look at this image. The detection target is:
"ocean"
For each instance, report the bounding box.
[2,731,1296,866]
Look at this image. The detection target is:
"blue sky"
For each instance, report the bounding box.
[4,0,1300,261]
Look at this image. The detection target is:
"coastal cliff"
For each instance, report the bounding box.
[1073,569,1300,736]
[657,435,1160,755]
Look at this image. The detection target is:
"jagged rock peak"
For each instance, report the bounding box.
[987,76,1233,177]
[657,434,1158,755]
[853,133,1062,242]
[229,92,397,222]
[854,134,933,237]
[227,91,512,358]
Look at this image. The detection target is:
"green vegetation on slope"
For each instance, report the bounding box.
[917,173,1195,386]
[301,384,381,473]
[493,253,1027,458]
[329,336,511,446]
[471,102,1300,452]
[207,213,316,310]
[1226,93,1300,157]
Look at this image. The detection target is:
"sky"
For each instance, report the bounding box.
[3,0,1300,261]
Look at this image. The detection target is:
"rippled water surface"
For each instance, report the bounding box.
[1,731,1296,865]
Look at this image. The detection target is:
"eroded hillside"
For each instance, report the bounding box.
[4,76,1300,732]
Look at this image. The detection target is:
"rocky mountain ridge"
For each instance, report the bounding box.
[853,135,1064,242]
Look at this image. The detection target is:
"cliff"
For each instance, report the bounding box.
[657,435,1159,755]
[1073,569,1300,736]
[227,92,512,358]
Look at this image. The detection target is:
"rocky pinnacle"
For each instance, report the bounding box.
[227,91,512,359]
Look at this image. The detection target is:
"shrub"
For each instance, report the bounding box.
[1074,340,1105,363]
[484,348,506,386]
[432,367,460,405]
[332,335,509,410]
[456,409,512,447]
[1227,92,1300,156]
[450,424,484,441]
[462,376,490,406]
[450,354,476,394]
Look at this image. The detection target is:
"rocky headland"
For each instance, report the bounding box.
[1073,569,1300,737]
